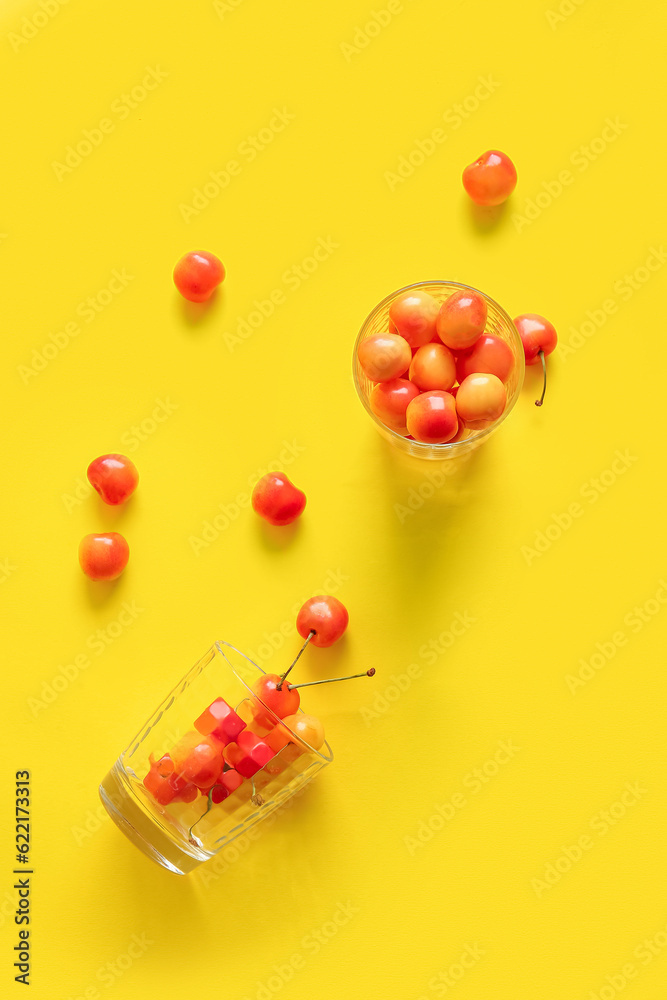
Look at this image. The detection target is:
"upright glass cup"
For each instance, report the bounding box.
[99,642,333,875]
[353,280,525,460]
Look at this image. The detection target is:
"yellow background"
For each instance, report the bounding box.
[2,0,667,997]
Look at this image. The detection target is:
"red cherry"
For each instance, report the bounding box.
[436,290,487,351]
[448,420,468,443]
[252,472,306,526]
[357,333,411,382]
[409,342,456,391]
[296,595,349,648]
[152,753,174,777]
[370,378,420,435]
[200,783,229,804]
[514,313,557,363]
[405,390,458,444]
[456,335,514,383]
[462,150,517,206]
[388,291,440,349]
[514,313,557,406]
[253,673,300,723]
[171,733,224,789]
[200,768,245,803]
[87,454,138,505]
[173,251,225,302]
[143,754,197,805]
[201,767,244,803]
[456,373,506,429]
[78,532,129,581]
[143,770,175,805]
[173,781,199,804]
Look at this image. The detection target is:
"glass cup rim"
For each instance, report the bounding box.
[214,640,334,764]
[352,279,524,454]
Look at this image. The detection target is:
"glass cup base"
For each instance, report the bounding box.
[100,760,208,875]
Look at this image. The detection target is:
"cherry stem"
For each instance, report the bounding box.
[251,777,264,807]
[188,786,220,839]
[535,350,547,407]
[288,668,376,690]
[278,630,315,689]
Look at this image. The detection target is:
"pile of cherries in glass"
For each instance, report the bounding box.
[359,288,509,444]
[358,288,557,444]
[142,595,373,813]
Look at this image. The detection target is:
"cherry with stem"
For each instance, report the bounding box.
[288,669,375,690]
[535,350,547,407]
[251,777,264,807]
[277,630,315,690]
[514,313,557,409]
[188,786,219,841]
[253,596,353,723]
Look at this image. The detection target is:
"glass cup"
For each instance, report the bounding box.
[353,280,525,460]
[99,641,333,875]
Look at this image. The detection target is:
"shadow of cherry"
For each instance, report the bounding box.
[256,517,302,552]
[177,287,225,328]
[465,198,508,233]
